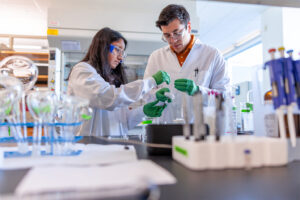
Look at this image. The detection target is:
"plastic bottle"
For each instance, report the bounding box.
[231,97,238,136]
[224,94,237,136]
[246,102,254,132]
[240,102,254,134]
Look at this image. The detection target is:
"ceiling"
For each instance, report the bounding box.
[195,0,300,8]
[196,1,268,52]
[0,0,270,53]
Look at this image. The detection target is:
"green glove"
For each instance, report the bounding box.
[174,79,199,96]
[152,70,170,85]
[156,88,172,103]
[143,100,167,117]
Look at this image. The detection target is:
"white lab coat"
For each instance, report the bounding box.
[143,38,230,123]
[67,62,156,136]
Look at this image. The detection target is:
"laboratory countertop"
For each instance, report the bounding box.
[1,136,300,200]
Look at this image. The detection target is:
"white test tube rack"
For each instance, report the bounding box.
[172,135,287,170]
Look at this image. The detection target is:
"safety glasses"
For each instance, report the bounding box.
[109,44,127,58]
[162,27,186,43]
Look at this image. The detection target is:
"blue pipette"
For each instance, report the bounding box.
[280,47,297,147]
[264,48,286,139]
[292,51,300,109]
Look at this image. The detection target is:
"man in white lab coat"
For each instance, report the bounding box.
[143,4,230,123]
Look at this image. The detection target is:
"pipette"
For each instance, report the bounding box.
[264,48,286,139]
[215,93,225,141]
[294,52,300,109]
[283,48,297,147]
[193,91,206,141]
[182,94,190,140]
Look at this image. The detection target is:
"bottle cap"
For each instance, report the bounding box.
[268,48,276,53]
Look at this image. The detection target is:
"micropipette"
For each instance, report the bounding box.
[283,48,297,147]
[215,93,225,141]
[193,91,206,141]
[182,93,190,140]
[264,48,286,139]
[294,52,300,109]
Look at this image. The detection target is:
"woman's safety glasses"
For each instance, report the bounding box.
[162,28,186,43]
[109,44,127,58]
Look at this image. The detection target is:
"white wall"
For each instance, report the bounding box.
[0,0,48,36]
[261,7,284,63]
[282,7,300,56]
[47,0,200,42]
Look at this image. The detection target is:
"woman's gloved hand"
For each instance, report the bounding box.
[156,88,172,103]
[174,79,199,96]
[143,100,167,117]
[152,70,170,85]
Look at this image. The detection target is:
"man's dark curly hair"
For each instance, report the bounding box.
[156,4,190,30]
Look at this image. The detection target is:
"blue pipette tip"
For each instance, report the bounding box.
[286,49,293,54]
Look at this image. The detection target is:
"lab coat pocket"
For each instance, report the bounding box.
[193,69,209,85]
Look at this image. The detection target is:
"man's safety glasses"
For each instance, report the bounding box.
[109,44,127,58]
[162,28,186,43]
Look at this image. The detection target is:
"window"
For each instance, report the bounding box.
[227,43,263,85]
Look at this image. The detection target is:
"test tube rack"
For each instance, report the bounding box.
[172,135,287,170]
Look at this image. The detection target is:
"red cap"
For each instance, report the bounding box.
[268,48,276,53]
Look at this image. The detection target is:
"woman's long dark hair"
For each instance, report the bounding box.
[77,27,128,87]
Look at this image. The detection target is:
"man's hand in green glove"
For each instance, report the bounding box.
[152,70,170,85]
[143,100,167,117]
[174,79,199,96]
[156,88,172,103]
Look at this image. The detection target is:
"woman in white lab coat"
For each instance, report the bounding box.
[67,27,170,136]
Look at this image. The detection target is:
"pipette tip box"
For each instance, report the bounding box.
[172,135,287,170]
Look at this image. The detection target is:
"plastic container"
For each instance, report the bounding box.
[240,102,254,134]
